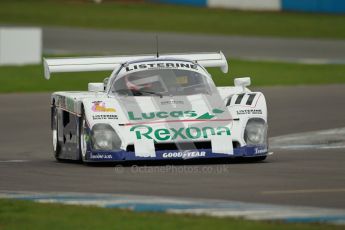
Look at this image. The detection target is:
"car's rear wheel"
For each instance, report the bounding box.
[52,105,62,160]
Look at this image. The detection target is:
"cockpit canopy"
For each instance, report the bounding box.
[110,60,217,97]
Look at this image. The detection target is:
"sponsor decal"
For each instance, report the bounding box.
[162,151,206,159]
[92,114,118,120]
[129,110,196,120]
[237,109,262,115]
[92,101,116,113]
[196,108,224,120]
[90,153,113,159]
[125,62,198,72]
[130,125,230,141]
[128,108,224,121]
[234,93,257,105]
[246,93,257,105]
[160,100,184,105]
[255,147,268,154]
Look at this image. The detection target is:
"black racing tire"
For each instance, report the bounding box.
[52,105,62,161]
[78,107,88,163]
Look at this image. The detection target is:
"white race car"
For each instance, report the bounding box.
[44,52,268,163]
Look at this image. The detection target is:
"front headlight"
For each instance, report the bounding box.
[91,124,121,150]
[244,118,267,145]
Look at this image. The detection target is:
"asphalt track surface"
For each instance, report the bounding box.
[0,85,344,209]
[43,27,345,63]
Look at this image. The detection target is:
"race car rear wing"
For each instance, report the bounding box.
[43,52,228,79]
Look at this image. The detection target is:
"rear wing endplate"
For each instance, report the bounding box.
[43,52,228,80]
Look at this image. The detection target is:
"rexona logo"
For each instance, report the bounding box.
[128,108,224,121]
[130,125,230,141]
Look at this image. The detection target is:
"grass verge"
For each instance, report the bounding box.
[0,59,344,93]
[0,0,344,39]
[0,199,342,230]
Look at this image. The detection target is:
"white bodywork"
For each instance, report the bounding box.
[46,52,268,161]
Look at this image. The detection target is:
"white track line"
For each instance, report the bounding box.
[0,160,30,163]
[262,188,345,195]
[269,127,345,150]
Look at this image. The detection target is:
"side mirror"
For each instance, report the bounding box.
[88,83,104,92]
[234,77,251,91]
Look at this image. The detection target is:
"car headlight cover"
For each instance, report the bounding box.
[91,124,121,150]
[244,118,267,145]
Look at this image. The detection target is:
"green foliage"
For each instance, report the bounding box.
[0,199,342,230]
[0,0,344,39]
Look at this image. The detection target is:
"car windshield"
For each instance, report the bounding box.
[110,68,216,97]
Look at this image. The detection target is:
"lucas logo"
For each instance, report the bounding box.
[128,109,224,121]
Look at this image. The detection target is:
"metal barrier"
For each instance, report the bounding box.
[149,0,345,14]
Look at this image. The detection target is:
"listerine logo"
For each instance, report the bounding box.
[128,109,224,121]
[130,125,230,141]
